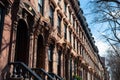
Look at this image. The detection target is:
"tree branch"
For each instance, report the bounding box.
[97,0,120,4]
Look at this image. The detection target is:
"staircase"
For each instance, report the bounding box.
[7,62,64,80]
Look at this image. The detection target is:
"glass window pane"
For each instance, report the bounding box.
[49,6,54,26]
[64,3,67,12]
[38,0,43,13]
[38,0,42,6]
[48,49,51,61]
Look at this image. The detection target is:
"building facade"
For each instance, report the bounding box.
[0,0,106,80]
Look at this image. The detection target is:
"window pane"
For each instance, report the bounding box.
[64,3,67,13]
[49,6,54,26]
[38,0,42,6]
[38,0,43,13]
[64,24,67,39]
[48,49,51,61]
[57,16,61,34]
[58,16,61,26]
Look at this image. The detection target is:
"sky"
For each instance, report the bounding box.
[79,0,109,57]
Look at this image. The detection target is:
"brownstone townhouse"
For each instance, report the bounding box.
[0,0,107,80]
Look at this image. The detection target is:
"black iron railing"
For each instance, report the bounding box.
[48,72,64,80]
[8,62,42,80]
[32,68,54,80]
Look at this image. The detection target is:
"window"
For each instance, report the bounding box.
[64,24,67,39]
[38,0,43,14]
[64,2,67,13]
[49,5,54,26]
[0,7,5,48]
[80,45,81,55]
[74,60,77,75]
[48,44,54,72]
[69,30,71,43]
[69,11,71,21]
[57,16,61,34]
[57,50,62,76]
[48,44,54,61]
[73,18,75,27]
[77,42,78,53]
[76,23,78,33]
[73,37,75,49]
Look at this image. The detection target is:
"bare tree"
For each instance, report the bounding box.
[89,0,120,44]
[106,46,120,80]
[88,0,120,79]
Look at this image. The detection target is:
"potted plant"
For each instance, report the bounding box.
[73,75,82,80]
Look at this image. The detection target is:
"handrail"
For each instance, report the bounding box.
[48,72,64,80]
[9,62,42,80]
[32,68,54,80]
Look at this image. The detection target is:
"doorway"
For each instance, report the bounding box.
[15,19,29,65]
[36,35,45,68]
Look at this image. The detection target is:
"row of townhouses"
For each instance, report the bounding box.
[0,0,109,80]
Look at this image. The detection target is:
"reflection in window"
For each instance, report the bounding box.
[38,0,43,14]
